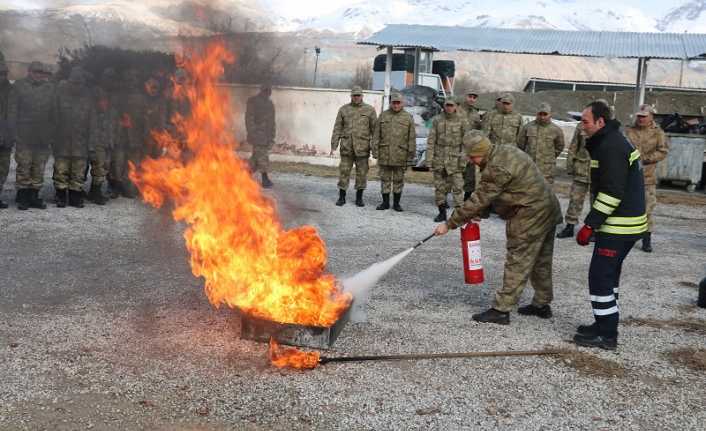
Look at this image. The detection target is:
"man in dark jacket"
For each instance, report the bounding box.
[573,101,647,350]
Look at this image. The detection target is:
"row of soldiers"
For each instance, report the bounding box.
[0,59,189,210]
[330,87,668,252]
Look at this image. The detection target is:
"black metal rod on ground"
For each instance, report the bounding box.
[413,233,436,249]
[319,349,566,365]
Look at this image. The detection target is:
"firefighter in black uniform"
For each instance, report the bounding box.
[573,101,647,350]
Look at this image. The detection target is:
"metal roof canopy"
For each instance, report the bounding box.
[360,24,706,113]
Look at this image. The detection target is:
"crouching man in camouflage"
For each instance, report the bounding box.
[433,133,562,325]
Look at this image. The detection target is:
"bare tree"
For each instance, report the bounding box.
[349,63,372,90]
[454,72,485,94]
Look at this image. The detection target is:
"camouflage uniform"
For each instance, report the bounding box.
[517,112,565,184]
[8,62,55,195]
[89,84,118,199]
[0,61,12,208]
[447,142,562,313]
[372,104,416,194]
[482,94,523,147]
[564,124,591,225]
[625,121,668,232]
[331,90,376,191]
[143,81,168,159]
[458,98,483,195]
[246,89,276,174]
[427,108,469,208]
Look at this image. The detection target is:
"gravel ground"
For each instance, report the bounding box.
[1,164,705,430]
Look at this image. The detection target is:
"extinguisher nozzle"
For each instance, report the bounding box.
[413,233,436,249]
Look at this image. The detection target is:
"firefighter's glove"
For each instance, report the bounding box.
[576,225,593,246]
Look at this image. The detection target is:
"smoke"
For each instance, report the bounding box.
[342,247,414,323]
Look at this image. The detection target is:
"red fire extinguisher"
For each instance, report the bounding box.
[461,222,484,284]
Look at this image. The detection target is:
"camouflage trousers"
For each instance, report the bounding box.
[543,174,555,186]
[379,165,406,194]
[564,180,590,225]
[53,157,87,191]
[338,155,369,190]
[109,147,142,189]
[249,145,271,173]
[645,183,657,231]
[14,149,49,190]
[88,146,109,186]
[494,228,555,312]
[463,162,478,194]
[0,147,10,193]
[433,167,463,207]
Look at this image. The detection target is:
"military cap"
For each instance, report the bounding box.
[636,104,656,116]
[499,93,514,104]
[464,88,479,96]
[351,85,363,96]
[537,102,551,114]
[28,61,43,72]
[463,132,492,157]
[390,92,403,103]
[444,96,457,106]
[0,62,8,73]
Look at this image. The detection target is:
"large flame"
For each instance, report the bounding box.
[129,41,351,328]
[268,338,320,370]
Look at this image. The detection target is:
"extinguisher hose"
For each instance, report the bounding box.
[413,233,436,249]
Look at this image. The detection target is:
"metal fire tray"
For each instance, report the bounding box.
[239,302,353,350]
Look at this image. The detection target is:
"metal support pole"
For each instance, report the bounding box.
[679,58,685,87]
[413,47,421,86]
[633,57,649,114]
[384,46,392,111]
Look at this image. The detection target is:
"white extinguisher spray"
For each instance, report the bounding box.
[460,222,484,284]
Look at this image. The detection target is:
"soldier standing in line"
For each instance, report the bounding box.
[482,93,523,147]
[517,102,565,185]
[457,88,483,200]
[427,97,469,222]
[624,104,669,253]
[8,61,55,210]
[143,76,168,159]
[433,133,562,324]
[0,60,11,209]
[371,92,415,212]
[330,86,377,206]
[557,99,611,239]
[86,68,118,205]
[52,67,93,208]
[245,85,276,189]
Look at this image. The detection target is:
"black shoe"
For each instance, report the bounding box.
[641,232,652,253]
[572,333,617,350]
[121,183,137,199]
[576,323,599,336]
[376,193,389,210]
[55,188,68,208]
[433,205,447,222]
[556,224,574,239]
[335,189,346,206]
[28,189,46,209]
[16,189,29,211]
[261,172,273,189]
[108,180,121,199]
[472,308,510,325]
[463,191,471,201]
[0,199,7,209]
[392,192,403,212]
[88,183,107,205]
[517,304,552,319]
[69,190,84,208]
[355,189,364,207]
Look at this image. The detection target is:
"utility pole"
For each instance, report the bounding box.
[313,46,321,87]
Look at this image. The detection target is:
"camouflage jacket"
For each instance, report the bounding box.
[372,109,416,167]
[144,96,168,145]
[447,144,562,247]
[518,120,565,179]
[458,102,482,130]
[0,80,11,148]
[91,88,119,151]
[331,102,376,157]
[482,111,523,146]
[625,123,669,185]
[52,81,93,157]
[114,91,147,150]
[7,77,55,150]
[566,123,591,183]
[427,112,469,173]
[245,93,275,147]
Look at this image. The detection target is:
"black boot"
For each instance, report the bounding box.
[0,198,7,209]
[108,180,121,199]
[517,304,552,319]
[576,322,599,336]
[121,182,137,199]
[433,205,447,222]
[392,192,403,212]
[261,172,273,189]
[335,189,346,206]
[472,308,510,325]
[641,232,652,253]
[88,183,108,205]
[55,188,68,208]
[572,333,618,350]
[556,224,574,238]
[69,190,84,208]
[355,189,364,207]
[376,193,390,210]
[28,189,46,209]
[16,189,29,211]
[463,191,471,201]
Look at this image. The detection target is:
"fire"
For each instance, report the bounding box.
[268,338,320,370]
[129,41,351,328]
